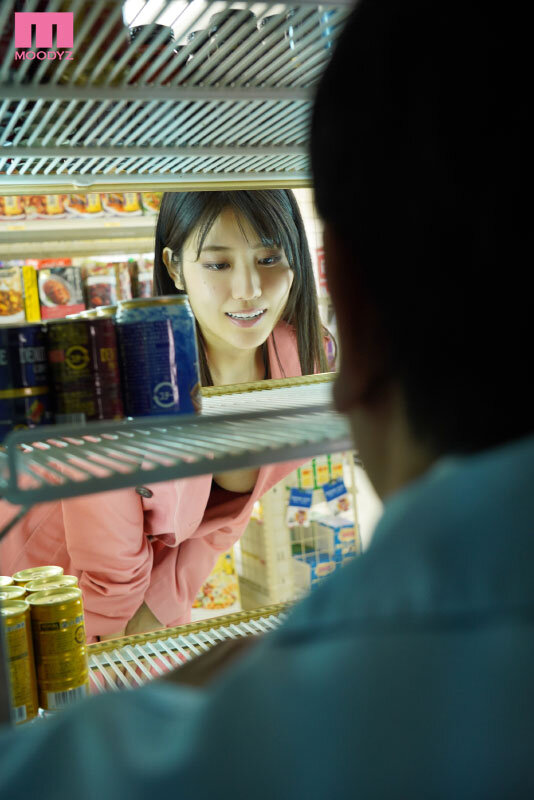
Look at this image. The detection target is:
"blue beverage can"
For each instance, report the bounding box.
[0,324,52,442]
[115,296,201,417]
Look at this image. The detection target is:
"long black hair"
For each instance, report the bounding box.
[154,190,329,386]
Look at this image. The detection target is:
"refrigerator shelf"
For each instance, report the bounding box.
[0,377,351,508]
[0,1,352,191]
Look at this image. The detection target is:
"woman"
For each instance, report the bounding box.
[0,190,332,641]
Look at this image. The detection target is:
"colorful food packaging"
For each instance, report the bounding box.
[322,478,350,515]
[23,195,68,219]
[129,259,153,298]
[193,550,241,610]
[0,196,25,220]
[82,264,117,309]
[286,487,313,528]
[37,266,85,320]
[64,194,103,216]
[0,266,25,323]
[100,192,142,216]
[140,192,162,215]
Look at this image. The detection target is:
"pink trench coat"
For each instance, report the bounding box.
[0,321,307,640]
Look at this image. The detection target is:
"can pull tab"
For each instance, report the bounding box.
[135,486,153,498]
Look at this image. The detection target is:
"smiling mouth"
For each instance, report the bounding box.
[225,309,267,320]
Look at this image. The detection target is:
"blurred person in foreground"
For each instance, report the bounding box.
[0,0,532,797]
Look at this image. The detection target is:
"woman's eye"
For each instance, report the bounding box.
[202,262,230,271]
[258,255,282,266]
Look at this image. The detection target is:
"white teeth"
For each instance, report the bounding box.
[227,310,264,320]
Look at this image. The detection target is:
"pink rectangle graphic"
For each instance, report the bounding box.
[14,12,73,49]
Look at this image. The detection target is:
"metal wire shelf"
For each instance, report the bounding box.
[0,1,352,190]
[0,376,351,507]
[87,603,289,692]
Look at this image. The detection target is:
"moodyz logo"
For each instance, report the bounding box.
[14,12,73,62]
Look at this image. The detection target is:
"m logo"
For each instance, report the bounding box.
[14,12,73,49]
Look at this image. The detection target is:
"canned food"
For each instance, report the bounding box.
[0,323,52,442]
[28,587,89,711]
[12,565,64,588]
[25,575,78,594]
[46,317,123,423]
[95,304,117,318]
[0,585,27,601]
[115,296,201,417]
[0,599,39,724]
[0,576,13,587]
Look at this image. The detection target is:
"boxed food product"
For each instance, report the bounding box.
[130,258,153,298]
[23,195,68,219]
[0,266,25,323]
[0,196,25,220]
[37,267,85,320]
[22,265,40,322]
[140,192,162,215]
[64,194,103,216]
[82,264,117,309]
[193,550,241,610]
[292,552,337,593]
[314,516,357,562]
[82,261,133,307]
[101,192,142,216]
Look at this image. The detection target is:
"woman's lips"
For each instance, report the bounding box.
[225,310,267,328]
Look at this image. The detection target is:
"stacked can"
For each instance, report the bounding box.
[0,585,26,601]
[115,296,201,417]
[0,576,13,588]
[12,565,63,591]
[0,323,52,442]
[25,575,78,594]
[0,599,39,724]
[46,317,123,423]
[28,586,89,711]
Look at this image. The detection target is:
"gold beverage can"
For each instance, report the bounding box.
[12,565,63,588]
[0,585,26,601]
[28,587,89,711]
[25,575,78,594]
[0,599,39,724]
[0,576,13,588]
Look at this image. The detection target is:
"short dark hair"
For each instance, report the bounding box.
[311,0,531,454]
[153,190,328,384]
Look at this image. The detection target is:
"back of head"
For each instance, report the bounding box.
[312,0,531,454]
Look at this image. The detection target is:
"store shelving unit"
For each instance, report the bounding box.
[0,0,352,723]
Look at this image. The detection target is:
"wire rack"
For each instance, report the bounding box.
[86,603,288,692]
[0,0,352,191]
[0,375,352,508]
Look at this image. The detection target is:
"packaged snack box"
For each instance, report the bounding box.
[23,195,68,219]
[37,267,85,320]
[0,196,25,220]
[193,550,241,610]
[64,194,103,217]
[101,192,142,216]
[0,266,25,323]
[140,192,162,215]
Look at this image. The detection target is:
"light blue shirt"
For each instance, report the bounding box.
[2,434,534,799]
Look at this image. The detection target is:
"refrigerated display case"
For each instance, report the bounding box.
[0,0,353,723]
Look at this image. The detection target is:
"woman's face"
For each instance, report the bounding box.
[178,208,294,354]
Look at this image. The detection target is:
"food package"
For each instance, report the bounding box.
[0,196,25,221]
[193,550,241,610]
[296,461,314,489]
[0,266,25,323]
[23,195,68,219]
[314,516,357,563]
[140,192,162,215]
[82,263,117,308]
[37,266,85,320]
[82,261,133,307]
[100,192,142,216]
[322,478,350,515]
[313,455,330,488]
[64,194,103,216]
[130,258,153,298]
[286,487,313,528]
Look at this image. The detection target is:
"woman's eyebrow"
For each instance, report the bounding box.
[200,242,278,252]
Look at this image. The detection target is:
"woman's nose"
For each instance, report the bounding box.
[231,263,262,301]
